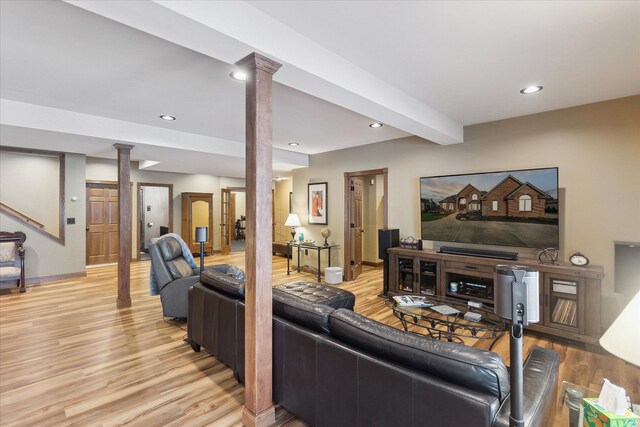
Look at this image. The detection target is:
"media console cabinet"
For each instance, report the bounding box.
[388,247,604,352]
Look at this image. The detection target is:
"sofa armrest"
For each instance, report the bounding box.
[493,346,560,427]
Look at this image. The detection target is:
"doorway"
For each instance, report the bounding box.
[221,187,246,254]
[86,182,119,265]
[343,169,388,282]
[137,183,173,261]
[230,188,246,253]
[220,187,276,254]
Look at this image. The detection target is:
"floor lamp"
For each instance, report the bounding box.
[195,226,208,272]
[494,265,540,427]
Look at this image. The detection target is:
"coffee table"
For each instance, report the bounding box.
[385,294,506,349]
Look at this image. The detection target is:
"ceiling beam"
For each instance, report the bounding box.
[0,99,309,170]
[66,0,464,145]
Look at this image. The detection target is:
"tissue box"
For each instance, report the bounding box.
[583,398,640,427]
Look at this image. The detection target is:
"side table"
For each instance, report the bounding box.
[287,242,339,282]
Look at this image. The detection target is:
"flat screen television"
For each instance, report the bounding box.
[420,167,559,249]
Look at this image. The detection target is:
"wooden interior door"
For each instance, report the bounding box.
[220,188,231,254]
[229,193,236,240]
[350,176,363,279]
[86,184,119,265]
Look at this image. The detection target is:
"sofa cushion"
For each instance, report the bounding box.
[200,268,245,298]
[0,266,21,278]
[274,282,355,310]
[329,308,510,401]
[272,288,335,334]
[0,242,16,263]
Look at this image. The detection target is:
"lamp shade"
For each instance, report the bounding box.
[195,226,208,243]
[284,213,301,227]
[599,290,640,367]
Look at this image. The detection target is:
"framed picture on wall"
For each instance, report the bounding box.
[308,182,328,225]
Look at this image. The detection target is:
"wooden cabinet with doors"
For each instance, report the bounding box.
[388,247,604,351]
[181,192,213,255]
[391,252,439,295]
[531,271,602,351]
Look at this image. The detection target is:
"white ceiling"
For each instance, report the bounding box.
[1,0,638,177]
[250,0,640,125]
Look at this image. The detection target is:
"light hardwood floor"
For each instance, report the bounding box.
[1,253,638,426]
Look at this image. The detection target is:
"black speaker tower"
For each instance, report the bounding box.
[378,229,399,298]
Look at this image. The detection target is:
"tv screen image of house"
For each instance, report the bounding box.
[420,167,559,248]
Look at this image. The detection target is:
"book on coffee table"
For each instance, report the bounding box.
[393,295,434,307]
[431,305,460,315]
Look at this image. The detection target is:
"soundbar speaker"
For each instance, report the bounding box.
[439,246,518,260]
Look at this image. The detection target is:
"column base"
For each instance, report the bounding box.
[116,297,132,308]
[241,405,275,427]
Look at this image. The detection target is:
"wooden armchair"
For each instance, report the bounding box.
[0,231,27,292]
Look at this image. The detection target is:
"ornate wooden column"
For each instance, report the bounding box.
[114,143,133,308]
[236,52,281,427]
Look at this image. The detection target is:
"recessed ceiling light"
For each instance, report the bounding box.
[159,115,176,121]
[520,85,543,94]
[230,71,247,81]
[369,122,383,128]
[288,142,299,147]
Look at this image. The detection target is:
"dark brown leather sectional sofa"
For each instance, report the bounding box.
[187,266,559,427]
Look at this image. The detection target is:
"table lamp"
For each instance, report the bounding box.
[600,290,640,367]
[195,226,208,272]
[284,213,301,243]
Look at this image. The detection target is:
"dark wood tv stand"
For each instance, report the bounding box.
[388,247,604,352]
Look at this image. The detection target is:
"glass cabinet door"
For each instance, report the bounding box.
[397,256,414,292]
[419,260,437,295]
[546,275,584,334]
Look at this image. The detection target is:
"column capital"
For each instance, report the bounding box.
[235,52,282,75]
[113,143,134,151]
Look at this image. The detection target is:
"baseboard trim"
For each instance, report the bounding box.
[26,271,86,285]
[363,261,384,268]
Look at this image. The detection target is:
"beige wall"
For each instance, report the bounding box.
[274,179,293,242]
[292,96,640,324]
[0,153,86,280]
[0,151,61,236]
